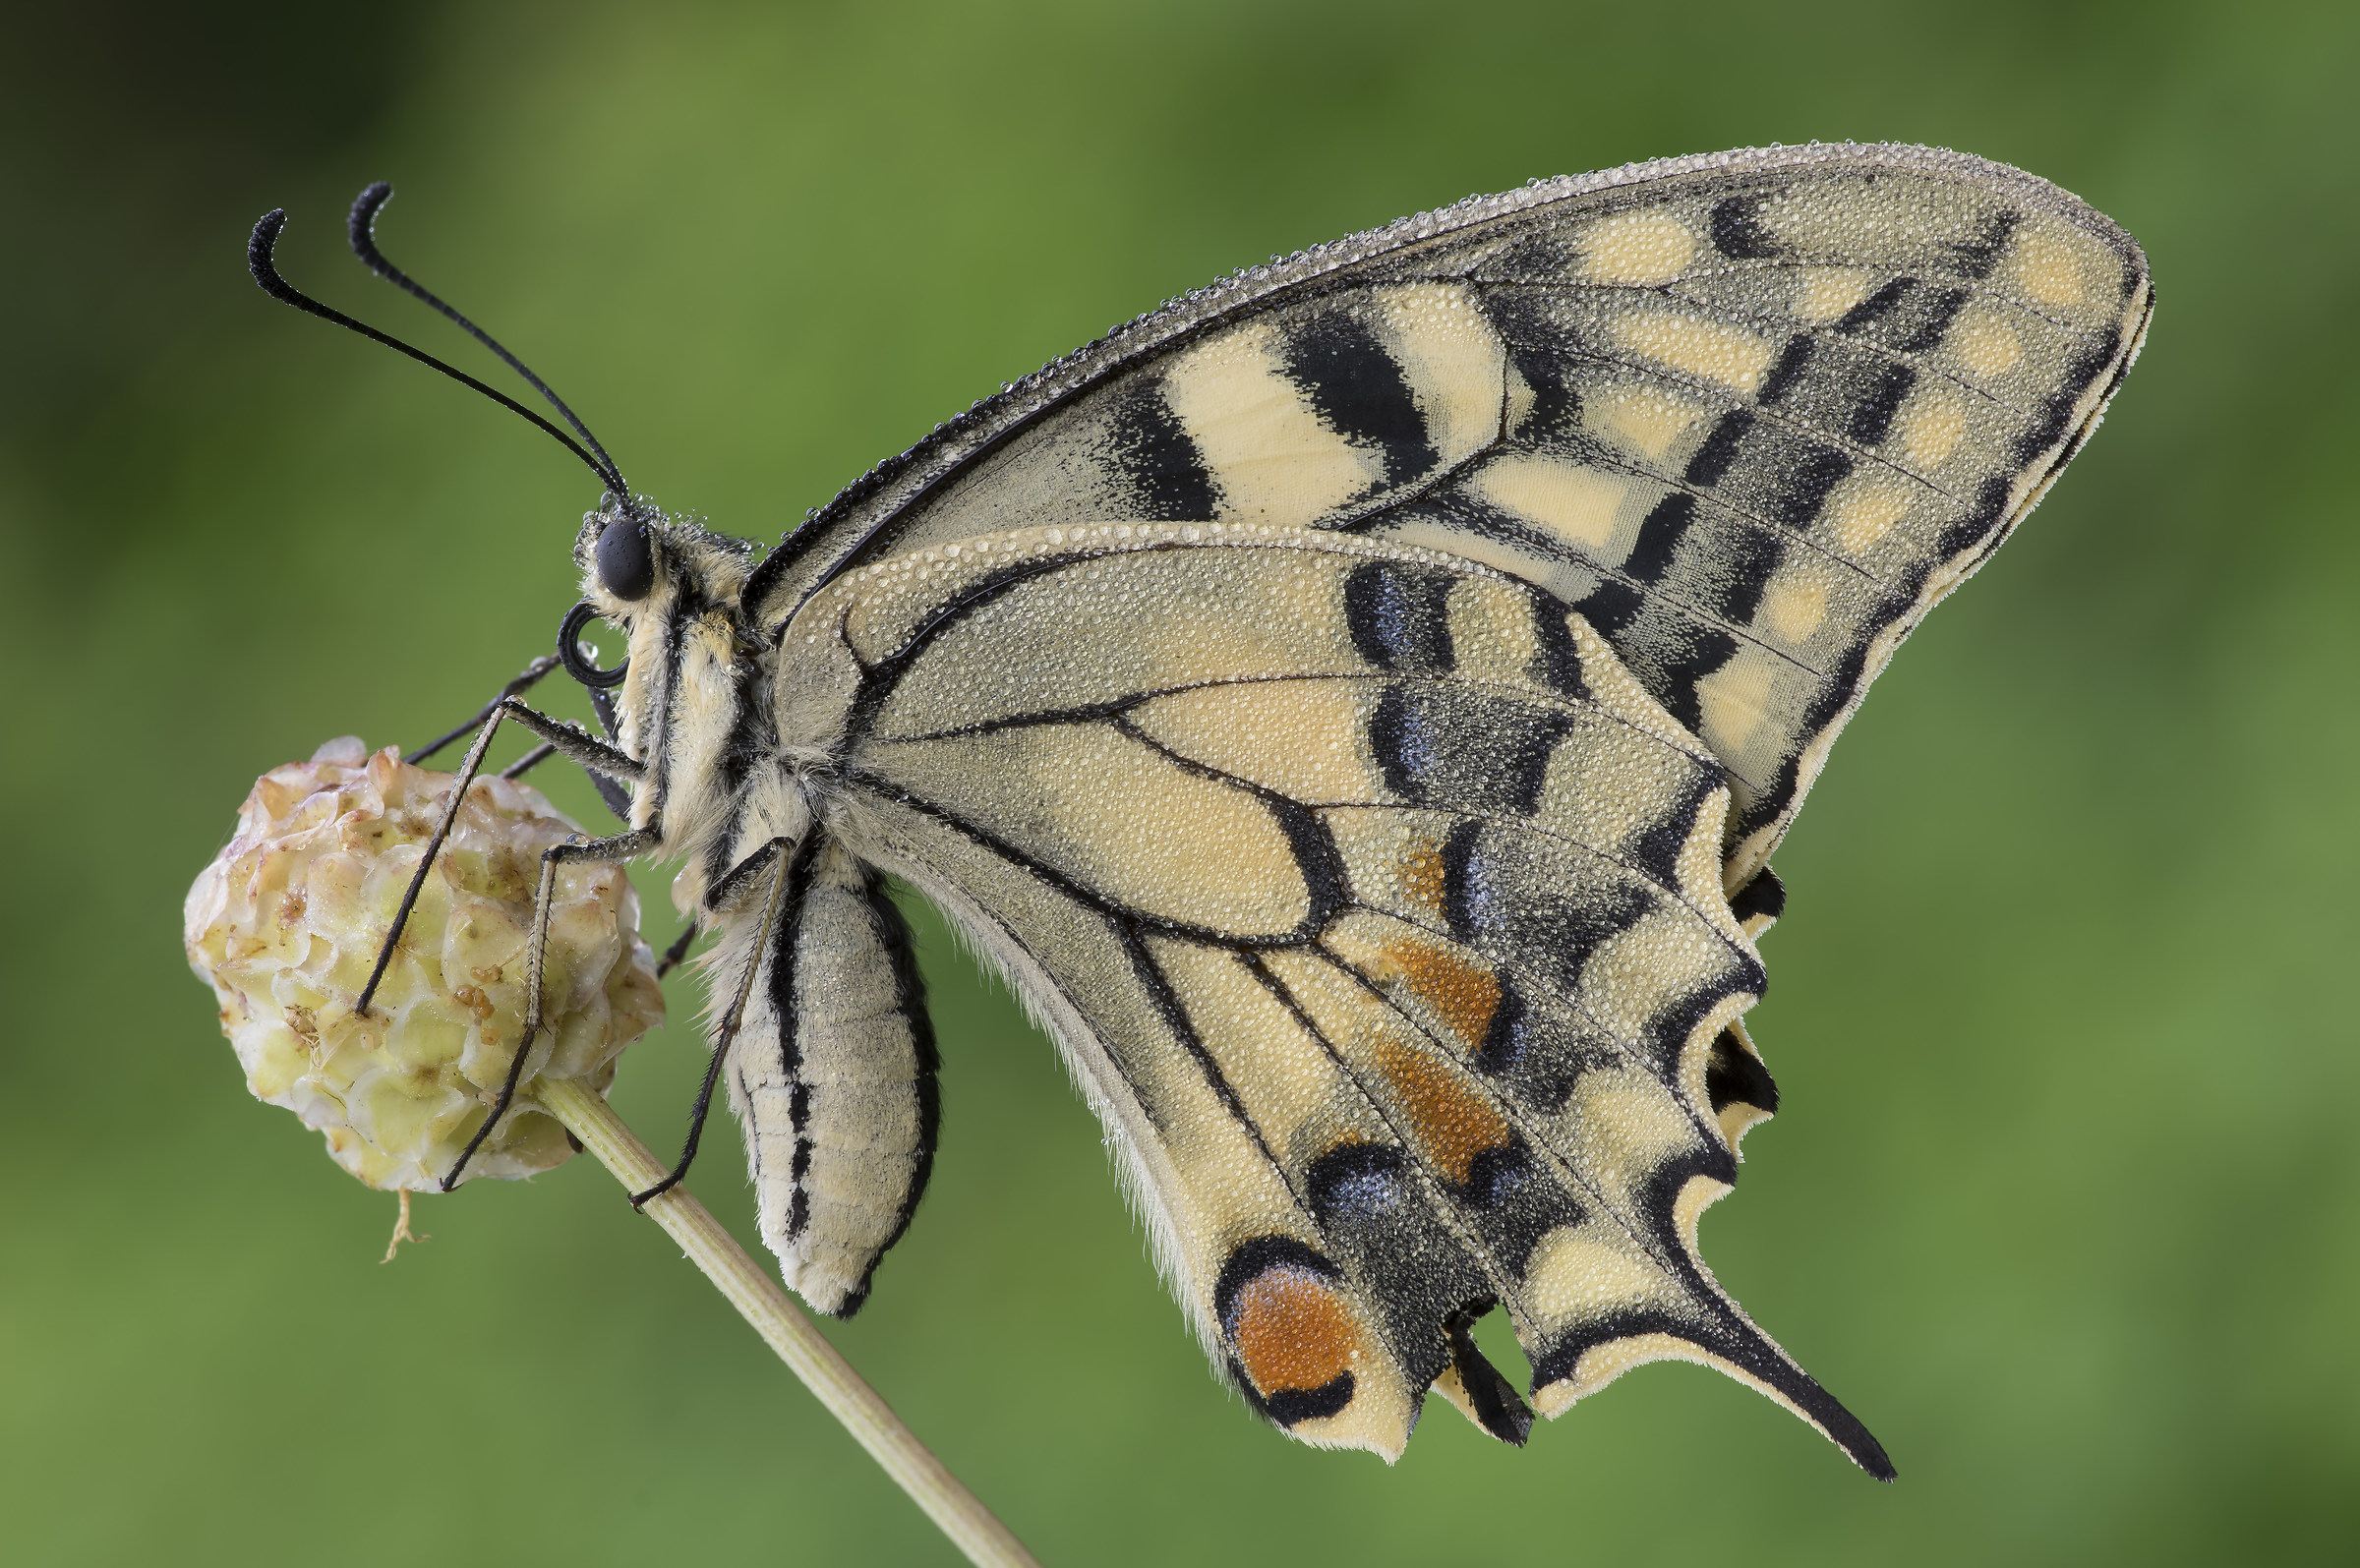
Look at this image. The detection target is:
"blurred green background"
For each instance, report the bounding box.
[5,1,2355,1562]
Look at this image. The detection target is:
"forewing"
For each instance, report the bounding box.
[777,523,1889,1472]
[747,143,2149,887]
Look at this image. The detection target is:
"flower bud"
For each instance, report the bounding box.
[186,736,665,1190]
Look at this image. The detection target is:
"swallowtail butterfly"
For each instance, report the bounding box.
[254,142,2150,1476]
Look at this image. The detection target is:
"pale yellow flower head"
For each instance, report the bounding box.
[186,737,665,1190]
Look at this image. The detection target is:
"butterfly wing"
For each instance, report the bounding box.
[743,145,2149,1467]
[748,143,2151,889]
[776,523,1886,1472]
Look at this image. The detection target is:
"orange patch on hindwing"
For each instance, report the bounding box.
[1377,936,1501,1053]
[1232,1266,1358,1396]
[1372,1032,1512,1187]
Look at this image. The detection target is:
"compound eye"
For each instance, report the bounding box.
[595,513,655,600]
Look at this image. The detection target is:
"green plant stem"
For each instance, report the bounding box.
[534,1076,1042,1568]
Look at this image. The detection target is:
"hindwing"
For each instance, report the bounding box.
[749,143,2151,888]
[776,523,1885,1471]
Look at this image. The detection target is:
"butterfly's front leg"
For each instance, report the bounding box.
[439,820,665,1190]
[409,657,638,820]
[350,680,657,1191]
[357,692,646,1016]
[403,655,564,766]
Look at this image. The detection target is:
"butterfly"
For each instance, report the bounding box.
[257,141,2150,1477]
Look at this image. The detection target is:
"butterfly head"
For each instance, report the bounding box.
[565,496,763,745]
[572,496,759,618]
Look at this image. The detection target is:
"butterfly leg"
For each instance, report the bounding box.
[630,835,801,1207]
[490,687,636,823]
[403,655,560,765]
[355,693,645,1018]
[439,820,665,1191]
[654,924,699,979]
[495,737,634,821]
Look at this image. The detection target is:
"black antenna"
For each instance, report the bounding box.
[247,207,625,497]
[346,183,627,494]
